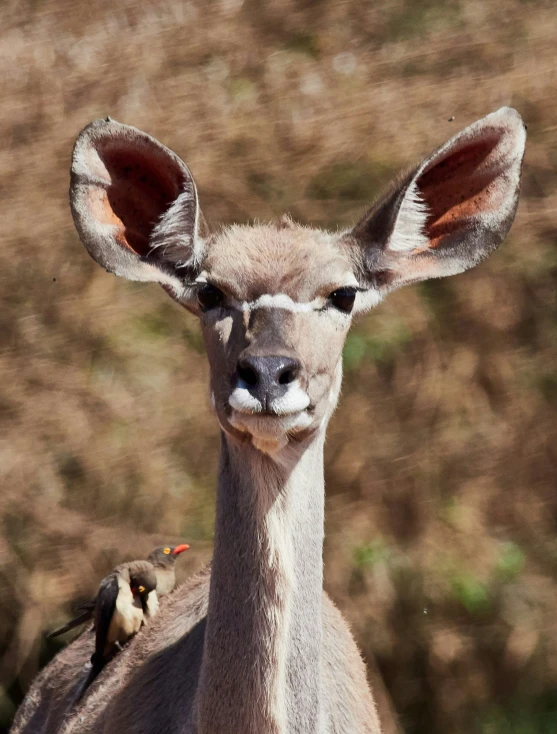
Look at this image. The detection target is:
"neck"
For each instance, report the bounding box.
[196,429,326,734]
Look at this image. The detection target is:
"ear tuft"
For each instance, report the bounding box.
[388,179,430,253]
[150,188,202,270]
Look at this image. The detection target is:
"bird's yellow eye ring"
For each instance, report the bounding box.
[138,585,145,593]
[163,547,171,554]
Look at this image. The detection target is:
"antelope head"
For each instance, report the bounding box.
[70,108,526,454]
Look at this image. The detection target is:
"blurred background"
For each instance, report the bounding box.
[0,0,556,731]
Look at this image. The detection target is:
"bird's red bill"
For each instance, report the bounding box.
[173,544,190,555]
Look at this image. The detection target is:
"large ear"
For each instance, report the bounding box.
[348,107,526,311]
[70,118,204,306]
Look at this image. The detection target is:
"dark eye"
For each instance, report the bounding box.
[328,287,357,314]
[197,284,224,312]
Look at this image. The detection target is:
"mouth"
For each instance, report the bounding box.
[229,411,313,453]
[226,386,313,452]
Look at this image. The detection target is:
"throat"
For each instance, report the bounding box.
[154,567,176,597]
[196,431,326,734]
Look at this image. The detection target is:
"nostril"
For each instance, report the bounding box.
[277,359,300,386]
[238,363,258,387]
[278,369,295,385]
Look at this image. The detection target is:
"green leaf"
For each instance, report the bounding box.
[450,574,490,614]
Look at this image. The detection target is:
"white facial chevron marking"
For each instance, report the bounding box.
[237,293,323,313]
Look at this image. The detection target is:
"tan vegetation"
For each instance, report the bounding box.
[1,0,556,731]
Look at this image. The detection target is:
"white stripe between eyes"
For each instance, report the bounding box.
[247,294,322,312]
[231,293,324,313]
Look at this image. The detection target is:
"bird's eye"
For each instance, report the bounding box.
[138,585,145,593]
[163,547,171,555]
[328,287,357,314]
[197,284,224,312]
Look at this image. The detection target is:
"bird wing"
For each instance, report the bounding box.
[74,598,96,613]
[93,573,119,660]
[46,609,94,639]
[75,573,121,700]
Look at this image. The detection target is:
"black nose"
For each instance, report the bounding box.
[237,355,301,408]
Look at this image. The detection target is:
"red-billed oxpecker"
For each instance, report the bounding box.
[47,544,189,640]
[77,561,158,698]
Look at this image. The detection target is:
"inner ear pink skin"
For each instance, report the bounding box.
[94,144,184,256]
[418,136,503,248]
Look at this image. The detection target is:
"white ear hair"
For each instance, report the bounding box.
[150,185,205,270]
[387,179,430,253]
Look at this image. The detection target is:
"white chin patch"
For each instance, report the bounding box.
[229,411,313,454]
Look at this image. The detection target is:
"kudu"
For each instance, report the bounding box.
[12,107,526,734]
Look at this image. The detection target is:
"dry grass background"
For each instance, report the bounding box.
[1,0,556,731]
